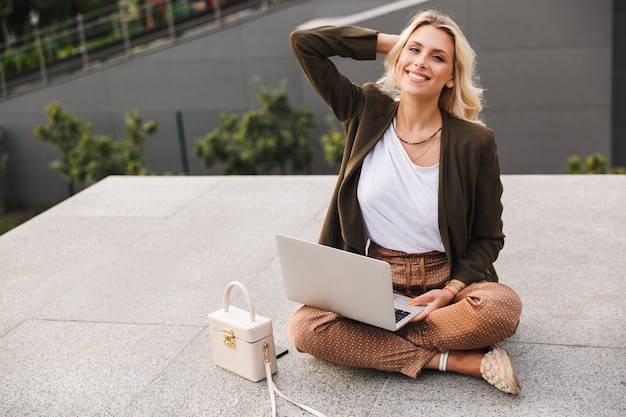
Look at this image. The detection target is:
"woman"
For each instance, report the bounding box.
[287,10,523,394]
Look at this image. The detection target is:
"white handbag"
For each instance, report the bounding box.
[208,281,328,417]
[208,281,277,382]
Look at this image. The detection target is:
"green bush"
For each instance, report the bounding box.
[2,49,19,76]
[567,153,625,174]
[34,101,157,190]
[194,77,315,175]
[21,49,40,71]
[320,115,345,168]
[55,44,76,60]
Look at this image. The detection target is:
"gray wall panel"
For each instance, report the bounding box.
[106,61,251,110]
[471,0,611,49]
[480,47,612,108]
[488,108,611,174]
[48,76,110,114]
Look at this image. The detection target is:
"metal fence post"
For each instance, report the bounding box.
[176,110,190,175]
[34,29,47,85]
[44,35,53,63]
[214,0,221,25]
[166,0,176,41]
[76,14,89,69]
[120,1,132,56]
[7,33,20,73]
[29,9,47,85]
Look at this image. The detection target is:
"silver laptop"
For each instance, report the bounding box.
[275,234,425,331]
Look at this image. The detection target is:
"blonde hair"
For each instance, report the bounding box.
[377,10,485,125]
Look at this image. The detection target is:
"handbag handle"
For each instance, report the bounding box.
[223,281,256,322]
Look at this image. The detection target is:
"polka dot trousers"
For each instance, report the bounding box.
[287,242,522,378]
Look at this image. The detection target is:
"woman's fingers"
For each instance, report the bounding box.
[408,289,455,322]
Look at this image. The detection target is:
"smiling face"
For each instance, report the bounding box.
[394,24,455,101]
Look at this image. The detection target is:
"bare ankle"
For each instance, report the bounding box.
[445,351,484,378]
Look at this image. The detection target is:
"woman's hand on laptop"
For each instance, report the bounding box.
[408,289,456,321]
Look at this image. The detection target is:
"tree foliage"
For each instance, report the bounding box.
[194,77,315,175]
[30,0,116,24]
[34,101,157,188]
[0,0,13,45]
[3,0,115,38]
[0,0,12,21]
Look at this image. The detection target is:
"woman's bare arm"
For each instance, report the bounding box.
[376,32,400,54]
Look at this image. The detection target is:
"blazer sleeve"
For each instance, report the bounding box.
[291,26,385,253]
[289,26,378,122]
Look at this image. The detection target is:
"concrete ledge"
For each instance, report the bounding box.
[0,175,624,416]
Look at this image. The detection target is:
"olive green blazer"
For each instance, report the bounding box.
[291,26,504,285]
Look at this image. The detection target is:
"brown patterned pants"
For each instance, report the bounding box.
[287,242,522,378]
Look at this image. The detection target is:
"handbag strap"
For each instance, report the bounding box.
[223,281,256,322]
[263,344,328,417]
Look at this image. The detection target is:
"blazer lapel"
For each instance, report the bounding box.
[345,101,399,176]
[437,110,453,266]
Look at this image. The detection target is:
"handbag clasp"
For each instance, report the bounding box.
[263,342,270,363]
[222,328,235,348]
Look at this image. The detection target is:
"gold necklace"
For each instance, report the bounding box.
[410,135,438,163]
[393,120,442,145]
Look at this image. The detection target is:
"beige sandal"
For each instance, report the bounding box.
[480,344,521,394]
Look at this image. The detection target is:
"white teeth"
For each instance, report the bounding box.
[408,72,427,81]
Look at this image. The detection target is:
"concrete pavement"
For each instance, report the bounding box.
[1,175,624,416]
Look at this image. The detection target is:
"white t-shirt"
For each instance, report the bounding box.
[357,119,445,254]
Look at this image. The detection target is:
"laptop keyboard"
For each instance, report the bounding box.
[394,308,411,323]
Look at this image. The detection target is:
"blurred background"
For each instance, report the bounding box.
[0,0,622,208]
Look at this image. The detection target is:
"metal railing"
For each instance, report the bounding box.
[0,0,281,99]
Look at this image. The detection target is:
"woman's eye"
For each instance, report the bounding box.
[409,47,420,53]
[433,55,444,62]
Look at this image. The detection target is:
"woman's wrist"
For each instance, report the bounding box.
[441,286,457,300]
[446,279,466,293]
[376,33,399,54]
